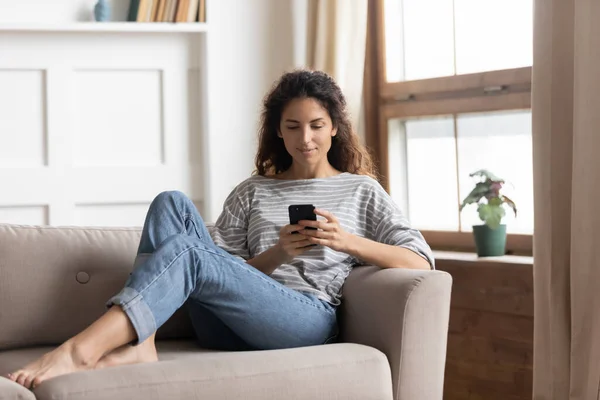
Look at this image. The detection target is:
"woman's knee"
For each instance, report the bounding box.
[151,190,190,212]
[153,190,188,204]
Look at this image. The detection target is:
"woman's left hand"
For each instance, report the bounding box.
[298,209,355,253]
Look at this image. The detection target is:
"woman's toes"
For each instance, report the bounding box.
[16,373,28,387]
[31,376,43,390]
[23,375,36,390]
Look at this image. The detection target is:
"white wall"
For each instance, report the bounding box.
[202,0,300,220]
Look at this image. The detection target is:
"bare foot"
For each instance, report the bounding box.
[95,339,158,370]
[7,341,94,389]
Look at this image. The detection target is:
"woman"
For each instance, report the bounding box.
[7,70,434,389]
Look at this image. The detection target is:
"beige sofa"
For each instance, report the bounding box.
[0,223,452,400]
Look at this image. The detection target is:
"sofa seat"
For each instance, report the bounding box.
[0,341,393,400]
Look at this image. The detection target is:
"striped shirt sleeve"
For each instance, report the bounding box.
[209,186,250,261]
[366,183,435,269]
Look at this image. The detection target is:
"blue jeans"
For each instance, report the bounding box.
[107,191,338,351]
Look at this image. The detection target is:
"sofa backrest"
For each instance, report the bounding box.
[0,224,194,351]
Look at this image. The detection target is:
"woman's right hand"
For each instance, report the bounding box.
[275,224,314,263]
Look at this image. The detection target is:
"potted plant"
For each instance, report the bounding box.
[459,169,517,257]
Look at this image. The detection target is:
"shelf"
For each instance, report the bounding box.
[0,22,208,33]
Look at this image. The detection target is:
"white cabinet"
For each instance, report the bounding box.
[0,22,210,226]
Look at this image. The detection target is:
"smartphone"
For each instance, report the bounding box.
[288,204,317,234]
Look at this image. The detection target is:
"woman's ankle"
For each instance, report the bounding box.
[66,337,104,368]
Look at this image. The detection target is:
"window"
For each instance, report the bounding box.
[384,0,533,81]
[364,0,533,254]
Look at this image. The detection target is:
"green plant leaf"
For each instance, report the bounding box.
[462,169,518,226]
[459,182,490,210]
[488,196,503,206]
[477,203,506,229]
[469,169,504,182]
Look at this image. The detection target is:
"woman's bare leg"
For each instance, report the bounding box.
[7,306,137,389]
[95,333,157,370]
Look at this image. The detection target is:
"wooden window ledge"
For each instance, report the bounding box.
[433,251,533,268]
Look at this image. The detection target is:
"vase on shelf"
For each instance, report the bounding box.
[94,0,111,22]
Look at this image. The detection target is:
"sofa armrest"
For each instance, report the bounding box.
[339,266,452,400]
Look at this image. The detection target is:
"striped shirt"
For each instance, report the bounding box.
[208,172,434,305]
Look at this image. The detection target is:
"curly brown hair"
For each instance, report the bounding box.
[254,70,377,179]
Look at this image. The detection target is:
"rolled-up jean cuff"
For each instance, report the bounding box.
[105,286,157,345]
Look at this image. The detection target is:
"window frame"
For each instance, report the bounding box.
[364,0,533,256]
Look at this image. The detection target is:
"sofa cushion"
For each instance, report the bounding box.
[0,378,36,400]
[0,342,392,400]
[0,340,202,377]
[0,224,194,350]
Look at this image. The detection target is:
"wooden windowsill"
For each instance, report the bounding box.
[433,250,533,267]
[422,231,533,257]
